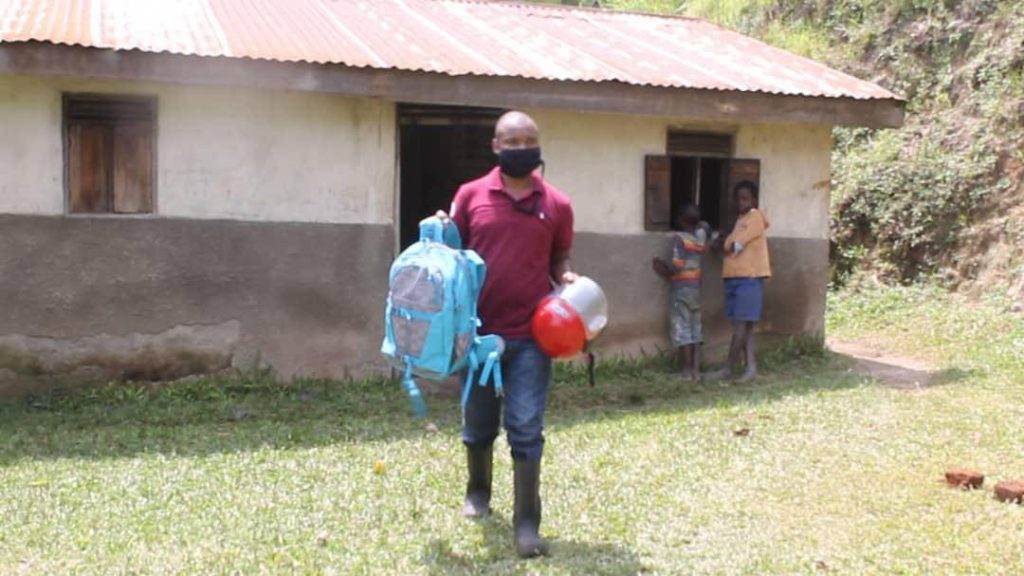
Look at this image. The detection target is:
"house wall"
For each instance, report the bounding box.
[531,108,832,358]
[0,73,831,394]
[0,74,397,395]
[0,74,395,223]
[533,108,832,239]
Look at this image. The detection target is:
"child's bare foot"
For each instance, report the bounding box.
[702,368,731,381]
[734,368,757,384]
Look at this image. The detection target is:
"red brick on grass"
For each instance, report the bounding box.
[994,480,1024,503]
[945,468,985,489]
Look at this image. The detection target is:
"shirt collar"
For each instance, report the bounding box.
[485,166,545,198]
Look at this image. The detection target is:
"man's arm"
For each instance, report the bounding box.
[552,250,578,284]
[551,199,577,284]
[435,187,470,249]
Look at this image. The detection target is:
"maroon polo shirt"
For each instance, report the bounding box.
[451,167,574,340]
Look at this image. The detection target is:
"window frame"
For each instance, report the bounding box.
[62,93,159,217]
[644,130,759,234]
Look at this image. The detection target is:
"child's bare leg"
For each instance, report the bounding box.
[728,323,750,380]
[736,322,758,383]
[726,322,745,374]
[678,346,694,379]
[706,323,744,379]
[692,344,702,379]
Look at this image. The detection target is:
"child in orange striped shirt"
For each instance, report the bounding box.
[652,204,710,380]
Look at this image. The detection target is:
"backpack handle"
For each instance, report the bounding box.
[419,216,462,249]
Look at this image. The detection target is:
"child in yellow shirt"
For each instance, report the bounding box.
[716,181,771,383]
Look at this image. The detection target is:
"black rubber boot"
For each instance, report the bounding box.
[461,443,492,519]
[513,459,549,558]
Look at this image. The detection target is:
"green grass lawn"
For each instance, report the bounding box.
[2,285,1023,575]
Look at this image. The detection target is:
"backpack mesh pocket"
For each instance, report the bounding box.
[392,312,431,357]
[454,331,471,363]
[390,266,443,358]
[391,266,442,311]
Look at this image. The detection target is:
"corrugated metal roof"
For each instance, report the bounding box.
[0,0,900,101]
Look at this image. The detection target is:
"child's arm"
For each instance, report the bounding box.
[652,257,673,279]
[653,234,687,279]
[725,211,765,253]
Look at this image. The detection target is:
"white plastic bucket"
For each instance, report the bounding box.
[554,276,608,340]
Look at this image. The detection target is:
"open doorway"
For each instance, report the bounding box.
[398,104,503,250]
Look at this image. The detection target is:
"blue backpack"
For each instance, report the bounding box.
[381,217,505,418]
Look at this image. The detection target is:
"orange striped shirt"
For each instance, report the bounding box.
[670,229,707,284]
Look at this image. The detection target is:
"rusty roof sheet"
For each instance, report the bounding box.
[0,0,900,101]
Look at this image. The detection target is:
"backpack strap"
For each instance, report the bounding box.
[461,348,480,408]
[401,361,427,419]
[460,335,505,408]
[479,345,503,397]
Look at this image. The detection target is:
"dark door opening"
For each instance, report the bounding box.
[398,104,503,250]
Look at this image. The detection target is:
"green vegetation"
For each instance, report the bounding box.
[2,285,1023,574]
[828,277,1024,376]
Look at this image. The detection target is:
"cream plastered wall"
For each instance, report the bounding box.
[528,108,832,240]
[0,75,64,214]
[0,74,395,224]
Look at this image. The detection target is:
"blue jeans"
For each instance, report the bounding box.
[462,339,552,462]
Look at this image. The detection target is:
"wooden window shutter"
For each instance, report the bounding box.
[722,158,761,233]
[68,123,112,213]
[65,94,156,215]
[113,122,155,213]
[645,155,671,231]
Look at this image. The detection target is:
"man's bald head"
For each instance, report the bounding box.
[494,111,538,139]
[493,111,540,153]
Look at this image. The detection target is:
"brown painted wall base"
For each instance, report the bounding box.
[0,215,393,396]
[0,217,828,396]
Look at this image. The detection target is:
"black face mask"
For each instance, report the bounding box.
[497,147,543,178]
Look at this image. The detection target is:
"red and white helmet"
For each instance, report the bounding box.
[531,276,608,359]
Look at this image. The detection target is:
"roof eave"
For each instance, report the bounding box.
[0,42,905,129]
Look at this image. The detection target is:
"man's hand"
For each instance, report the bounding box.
[560,271,579,285]
[434,209,450,223]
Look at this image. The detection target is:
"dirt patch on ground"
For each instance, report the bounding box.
[828,338,941,390]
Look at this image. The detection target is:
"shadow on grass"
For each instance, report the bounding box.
[0,348,966,465]
[422,513,646,576]
[543,349,871,430]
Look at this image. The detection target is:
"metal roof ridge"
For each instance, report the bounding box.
[435,0,703,22]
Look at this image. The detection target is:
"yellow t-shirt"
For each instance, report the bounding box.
[723,209,771,278]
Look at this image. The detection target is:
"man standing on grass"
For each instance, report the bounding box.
[437,110,576,558]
